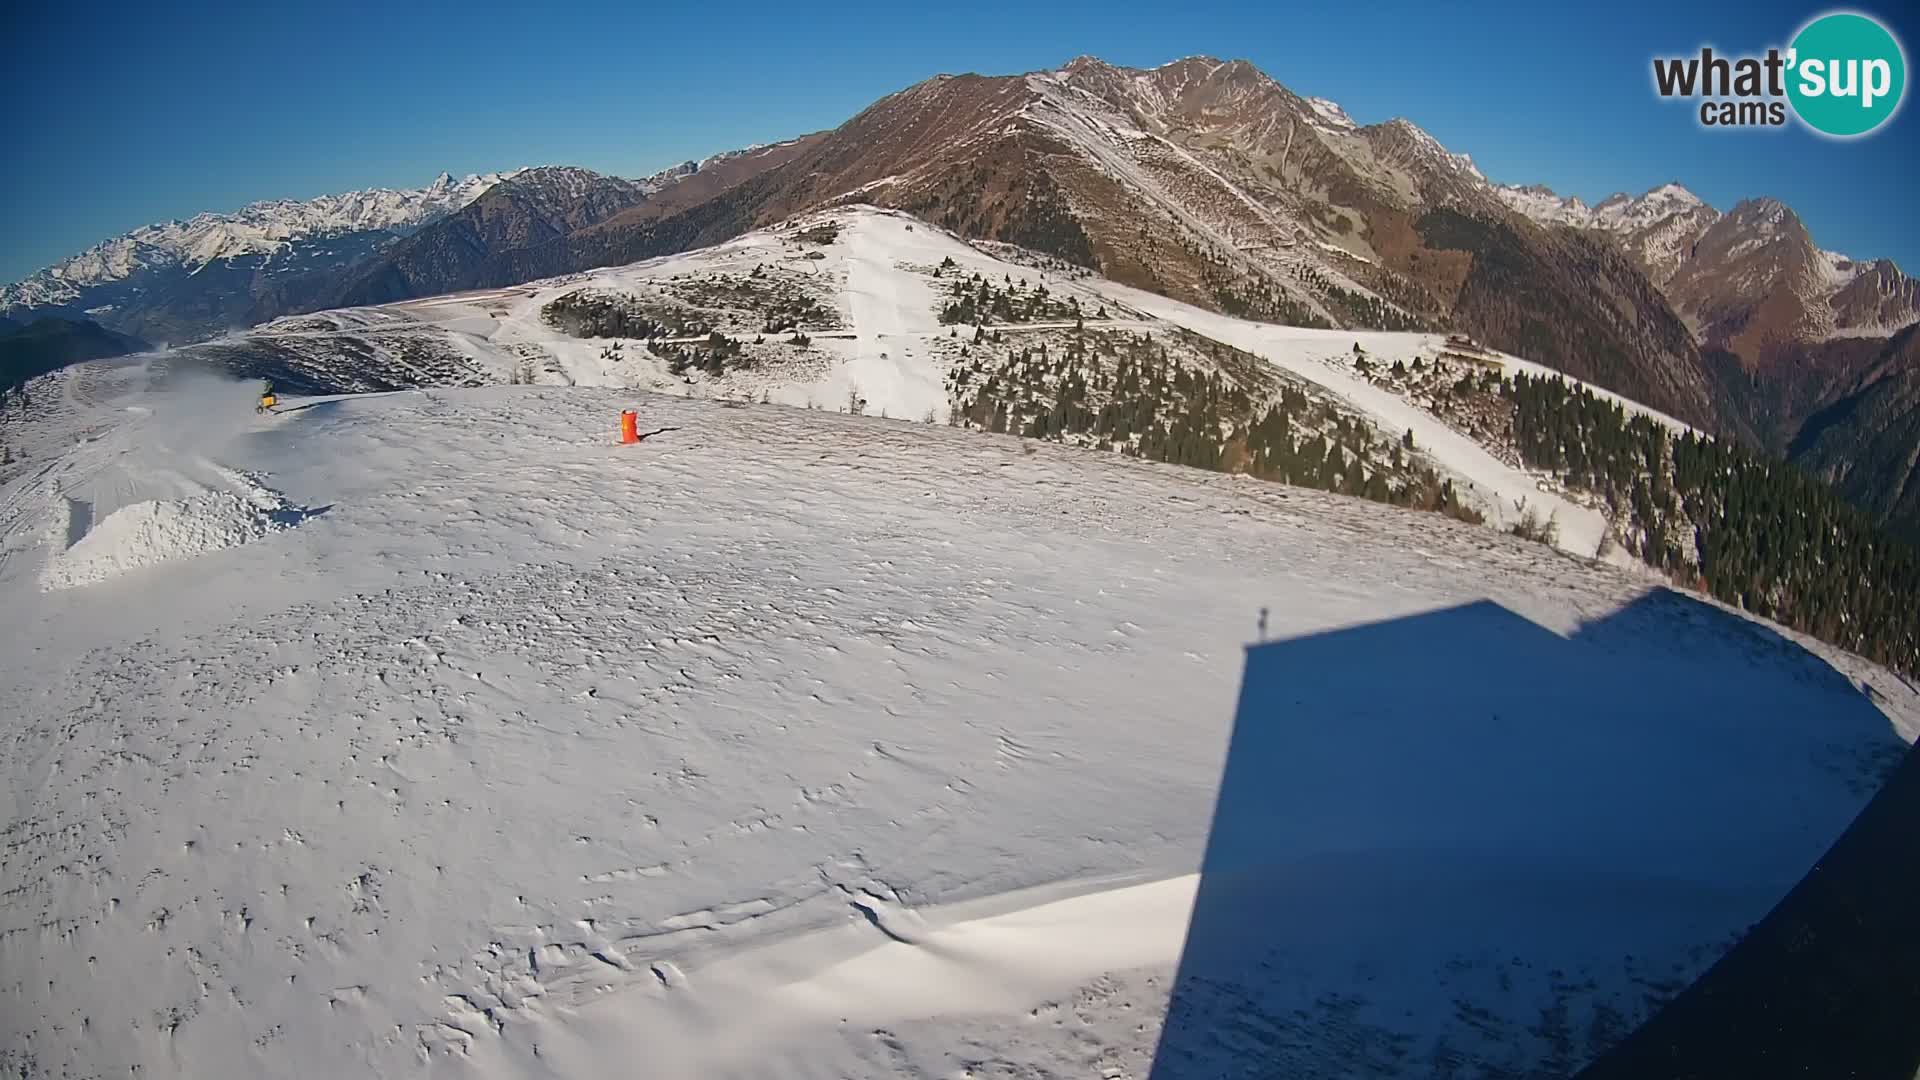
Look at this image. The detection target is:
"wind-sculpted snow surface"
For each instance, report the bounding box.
[1,381,1914,1078]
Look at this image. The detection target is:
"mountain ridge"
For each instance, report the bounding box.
[0,155,798,344]
[1495,180,1918,344]
[5,53,1917,538]
[1,171,517,308]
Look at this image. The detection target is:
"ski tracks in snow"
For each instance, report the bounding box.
[839,215,950,421]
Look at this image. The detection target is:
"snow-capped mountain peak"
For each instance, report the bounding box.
[1496,178,1915,341]
[1492,183,1594,227]
[2,170,520,310]
[1496,180,1721,284]
[1591,182,1707,230]
[1304,96,1356,131]
[1647,181,1702,205]
[1499,180,1710,235]
[492,165,639,202]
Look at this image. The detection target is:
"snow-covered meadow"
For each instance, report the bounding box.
[2,360,1915,1077]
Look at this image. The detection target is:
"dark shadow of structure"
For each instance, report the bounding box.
[1574,741,1920,1079]
[1148,590,1909,1079]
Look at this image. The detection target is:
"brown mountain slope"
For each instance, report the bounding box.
[1499,184,1920,353]
[1414,209,1713,426]
[336,56,1725,430]
[1789,324,1920,544]
[1499,183,1920,456]
[1667,198,1834,353]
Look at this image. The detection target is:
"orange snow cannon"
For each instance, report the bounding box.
[620,409,639,444]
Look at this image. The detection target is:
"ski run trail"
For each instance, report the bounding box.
[3,208,1918,1079]
[241,208,1673,566]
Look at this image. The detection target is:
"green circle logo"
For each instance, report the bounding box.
[1787,12,1906,136]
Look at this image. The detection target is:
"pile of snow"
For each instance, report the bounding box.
[0,359,321,592]
[41,490,292,589]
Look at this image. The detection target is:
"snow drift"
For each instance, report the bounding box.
[43,491,303,589]
[2,378,1915,1078]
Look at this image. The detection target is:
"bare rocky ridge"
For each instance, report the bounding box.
[334,146,826,307]
[331,167,657,306]
[1831,259,1920,337]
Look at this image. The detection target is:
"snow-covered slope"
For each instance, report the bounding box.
[1085,280,1648,559]
[143,206,1688,562]
[1,356,1914,1078]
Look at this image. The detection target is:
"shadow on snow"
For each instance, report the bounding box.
[1149,588,1913,1079]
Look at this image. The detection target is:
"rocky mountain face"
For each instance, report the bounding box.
[1499,179,1920,534]
[898,57,1722,427]
[1497,182,1920,348]
[1497,182,1720,286]
[330,167,656,306]
[1788,324,1920,544]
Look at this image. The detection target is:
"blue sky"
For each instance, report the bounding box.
[3,0,1914,283]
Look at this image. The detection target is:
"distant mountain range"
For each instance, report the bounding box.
[0,154,765,346]
[329,146,813,307]
[1495,182,1920,442]
[1494,181,1920,544]
[1494,182,1916,345]
[1,172,515,344]
[5,55,1917,538]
